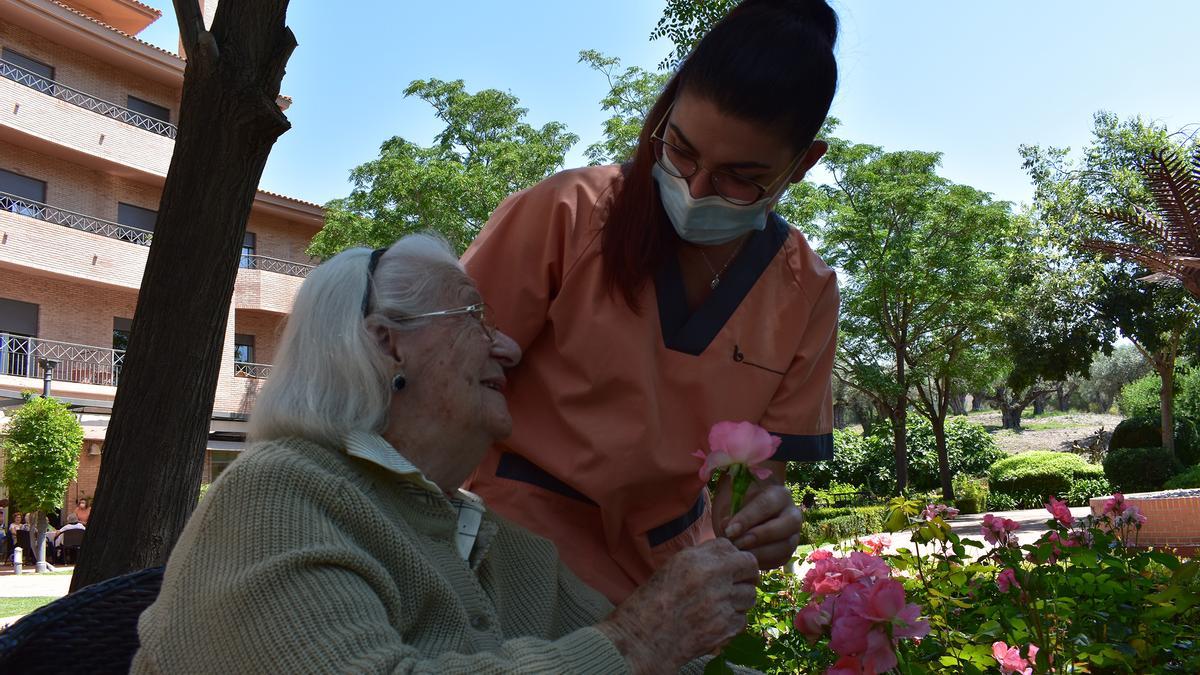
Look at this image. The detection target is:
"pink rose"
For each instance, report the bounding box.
[794,599,832,641]
[692,420,779,481]
[1046,496,1074,527]
[827,655,864,675]
[992,641,1037,675]
[861,534,891,555]
[808,548,834,562]
[842,552,891,584]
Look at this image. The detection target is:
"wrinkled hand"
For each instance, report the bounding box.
[599,538,759,674]
[713,474,804,570]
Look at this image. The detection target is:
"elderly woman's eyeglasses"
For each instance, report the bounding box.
[649,105,799,206]
[391,304,497,341]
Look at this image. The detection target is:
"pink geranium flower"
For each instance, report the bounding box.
[861,533,891,555]
[692,420,779,482]
[808,548,834,562]
[997,568,1020,593]
[981,514,1021,546]
[992,641,1038,675]
[1046,496,1074,527]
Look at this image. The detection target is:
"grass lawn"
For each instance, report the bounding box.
[0,596,56,617]
[1020,419,1092,431]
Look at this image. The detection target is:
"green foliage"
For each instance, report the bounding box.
[1164,463,1200,489]
[1118,373,1161,418]
[1103,446,1183,493]
[790,417,1001,495]
[577,50,666,165]
[1064,476,1116,506]
[986,491,1019,511]
[2,396,83,514]
[309,79,577,256]
[649,0,738,70]
[988,451,1105,507]
[1072,344,1152,413]
[797,506,888,546]
[1111,414,1200,466]
[951,475,989,514]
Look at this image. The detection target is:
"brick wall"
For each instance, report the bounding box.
[0,265,137,346]
[234,309,285,365]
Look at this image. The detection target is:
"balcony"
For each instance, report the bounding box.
[0,332,124,388]
[1,190,152,246]
[1,58,177,139]
[234,361,272,378]
[240,255,313,279]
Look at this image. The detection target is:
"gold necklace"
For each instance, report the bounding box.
[697,240,746,290]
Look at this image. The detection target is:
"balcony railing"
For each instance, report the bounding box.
[234,361,272,379]
[1,58,178,139]
[240,254,314,279]
[1,191,154,246]
[0,333,124,387]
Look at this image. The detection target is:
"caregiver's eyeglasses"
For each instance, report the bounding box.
[650,104,801,206]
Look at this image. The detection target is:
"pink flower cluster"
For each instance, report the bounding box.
[920,503,960,521]
[1102,492,1147,528]
[860,534,891,555]
[796,550,929,674]
[992,641,1039,675]
[980,514,1021,547]
[1046,496,1074,527]
[996,567,1020,593]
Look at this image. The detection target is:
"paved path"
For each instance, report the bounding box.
[881,505,1094,553]
[0,565,74,630]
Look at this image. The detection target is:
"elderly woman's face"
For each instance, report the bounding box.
[403,280,520,445]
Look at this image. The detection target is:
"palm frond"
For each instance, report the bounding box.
[1093,204,1173,249]
[1144,149,1200,253]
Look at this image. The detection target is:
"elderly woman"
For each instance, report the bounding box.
[133,235,758,674]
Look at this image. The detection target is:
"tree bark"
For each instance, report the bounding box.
[71,0,296,591]
[934,414,953,501]
[1033,395,1046,417]
[1160,362,1176,455]
[949,392,966,417]
[971,391,985,412]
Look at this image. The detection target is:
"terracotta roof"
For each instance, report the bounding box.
[258,189,325,212]
[278,94,293,103]
[124,0,162,18]
[48,0,183,62]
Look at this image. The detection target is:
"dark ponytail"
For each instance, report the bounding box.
[601,0,839,310]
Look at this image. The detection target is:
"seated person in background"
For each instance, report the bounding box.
[73,498,91,525]
[52,513,85,560]
[133,235,758,674]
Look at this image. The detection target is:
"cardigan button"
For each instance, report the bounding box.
[470,614,491,631]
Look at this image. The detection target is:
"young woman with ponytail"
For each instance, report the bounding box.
[462,0,841,603]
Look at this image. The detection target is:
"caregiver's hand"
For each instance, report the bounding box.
[598,538,758,674]
[713,472,803,570]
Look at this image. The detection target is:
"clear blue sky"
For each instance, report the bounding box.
[137,1,1200,209]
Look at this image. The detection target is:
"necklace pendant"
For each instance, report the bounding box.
[710,277,720,290]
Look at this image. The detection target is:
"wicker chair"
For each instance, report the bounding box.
[0,566,164,674]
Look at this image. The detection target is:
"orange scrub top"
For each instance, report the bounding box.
[463,166,838,603]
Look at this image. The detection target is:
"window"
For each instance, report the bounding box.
[239,232,257,268]
[126,95,170,124]
[117,202,157,233]
[0,169,46,218]
[0,297,38,378]
[113,317,133,352]
[1,48,54,93]
[234,334,255,364]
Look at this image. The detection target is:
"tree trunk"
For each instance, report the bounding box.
[892,405,908,494]
[71,0,296,591]
[949,393,966,416]
[971,392,985,412]
[1161,364,1176,455]
[1056,383,1068,412]
[1033,395,1046,417]
[934,415,953,501]
[34,511,50,570]
[833,401,846,430]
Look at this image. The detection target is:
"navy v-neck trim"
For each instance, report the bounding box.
[655,214,790,356]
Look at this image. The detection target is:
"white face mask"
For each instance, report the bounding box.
[652,155,787,246]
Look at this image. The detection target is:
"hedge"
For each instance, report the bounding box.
[988,451,1105,508]
[798,505,888,545]
[1103,446,1184,493]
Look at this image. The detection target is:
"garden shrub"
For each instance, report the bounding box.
[951,475,988,513]
[988,451,1104,508]
[1064,476,1116,506]
[798,505,887,545]
[986,491,1018,511]
[1103,446,1183,493]
[1109,415,1200,466]
[1163,463,1200,489]
[789,417,1000,494]
[1118,373,1161,418]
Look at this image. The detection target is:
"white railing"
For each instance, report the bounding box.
[0,58,178,139]
[0,333,124,387]
[0,191,153,246]
[240,254,314,278]
[234,361,272,378]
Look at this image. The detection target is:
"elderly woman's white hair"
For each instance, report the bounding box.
[249,233,465,446]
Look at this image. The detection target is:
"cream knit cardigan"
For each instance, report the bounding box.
[131,436,629,674]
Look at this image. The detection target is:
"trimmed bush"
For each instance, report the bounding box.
[988,451,1105,508]
[1064,477,1116,506]
[1103,446,1183,493]
[1110,415,1200,466]
[1163,464,1200,489]
[798,506,888,545]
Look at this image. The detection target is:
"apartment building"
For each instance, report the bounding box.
[0,0,324,510]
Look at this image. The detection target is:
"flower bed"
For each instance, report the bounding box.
[1090,488,1200,550]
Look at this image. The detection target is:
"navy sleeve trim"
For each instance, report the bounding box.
[771,432,834,462]
[647,491,707,547]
